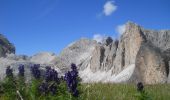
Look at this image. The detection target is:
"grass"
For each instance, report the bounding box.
[78,83,170,100]
[0,79,170,100]
[0,74,170,100]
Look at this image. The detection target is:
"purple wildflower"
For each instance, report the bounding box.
[45,66,58,82]
[6,66,13,77]
[137,82,144,92]
[30,64,41,79]
[64,63,79,97]
[18,64,25,76]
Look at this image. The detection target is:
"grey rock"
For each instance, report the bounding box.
[30,52,57,65]
[53,38,98,72]
[112,22,145,74]
[6,54,29,61]
[0,34,15,57]
[142,29,170,51]
[90,44,105,72]
[135,43,167,84]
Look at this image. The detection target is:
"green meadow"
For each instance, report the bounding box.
[1,81,170,100]
[78,83,170,100]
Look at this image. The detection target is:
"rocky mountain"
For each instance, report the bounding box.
[53,22,170,84]
[0,22,169,84]
[0,34,15,57]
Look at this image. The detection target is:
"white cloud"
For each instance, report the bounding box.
[116,24,126,35]
[93,34,106,43]
[103,1,117,16]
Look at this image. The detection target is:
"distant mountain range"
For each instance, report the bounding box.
[0,21,170,84]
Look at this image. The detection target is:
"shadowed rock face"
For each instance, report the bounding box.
[0,34,15,57]
[135,43,167,84]
[168,61,170,83]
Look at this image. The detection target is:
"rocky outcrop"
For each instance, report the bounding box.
[113,22,145,74]
[30,52,57,65]
[89,38,115,71]
[53,38,98,72]
[0,34,15,57]
[135,43,167,84]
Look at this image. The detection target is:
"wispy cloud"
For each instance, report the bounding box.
[116,24,126,35]
[103,1,117,16]
[35,0,58,20]
[93,34,106,43]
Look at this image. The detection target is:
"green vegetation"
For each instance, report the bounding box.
[1,81,170,100]
[78,83,170,100]
[0,64,170,100]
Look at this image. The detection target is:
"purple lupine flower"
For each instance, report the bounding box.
[6,66,13,77]
[52,69,59,82]
[39,82,48,94]
[18,64,25,76]
[64,63,79,97]
[71,63,77,71]
[45,66,58,82]
[137,82,144,92]
[30,64,41,79]
[64,71,72,91]
[45,66,51,82]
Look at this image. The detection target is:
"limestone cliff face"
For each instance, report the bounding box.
[90,39,118,72]
[113,22,145,74]
[53,38,98,73]
[135,43,167,84]
[112,22,169,84]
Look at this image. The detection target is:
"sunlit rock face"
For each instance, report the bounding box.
[30,52,57,65]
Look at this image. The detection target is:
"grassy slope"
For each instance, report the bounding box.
[79,83,170,100]
[0,82,170,100]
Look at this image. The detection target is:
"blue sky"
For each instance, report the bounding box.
[0,0,170,55]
